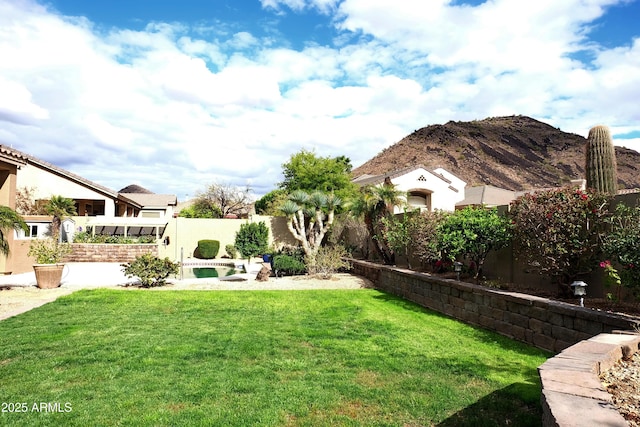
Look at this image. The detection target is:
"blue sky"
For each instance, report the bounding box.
[1,0,639,199]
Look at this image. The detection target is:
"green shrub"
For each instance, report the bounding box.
[121,253,179,288]
[196,240,220,259]
[602,203,640,299]
[275,244,306,260]
[72,232,155,244]
[438,206,512,280]
[273,254,306,276]
[235,222,269,260]
[225,244,237,259]
[28,238,72,264]
[72,231,92,243]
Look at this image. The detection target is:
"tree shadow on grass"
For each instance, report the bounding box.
[371,291,440,315]
[436,383,543,427]
[370,291,546,426]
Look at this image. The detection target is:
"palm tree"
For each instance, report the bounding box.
[0,205,28,256]
[44,196,77,239]
[347,180,406,265]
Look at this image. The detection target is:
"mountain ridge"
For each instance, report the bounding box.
[352,116,640,191]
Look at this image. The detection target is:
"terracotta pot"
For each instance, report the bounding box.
[33,264,65,289]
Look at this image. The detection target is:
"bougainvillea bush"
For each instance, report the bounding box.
[509,187,610,288]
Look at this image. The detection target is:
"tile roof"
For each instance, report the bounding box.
[456,185,517,207]
[123,193,177,207]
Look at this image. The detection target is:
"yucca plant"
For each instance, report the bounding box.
[280,190,341,271]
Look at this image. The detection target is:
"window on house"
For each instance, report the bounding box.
[407,192,432,211]
[15,222,49,239]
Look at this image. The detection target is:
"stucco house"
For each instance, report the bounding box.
[352,165,467,212]
[0,144,176,274]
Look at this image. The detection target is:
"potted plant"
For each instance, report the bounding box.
[27,238,72,289]
[26,195,77,289]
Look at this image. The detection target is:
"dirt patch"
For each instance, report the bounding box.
[0,286,75,320]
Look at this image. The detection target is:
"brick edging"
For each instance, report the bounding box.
[539,333,640,426]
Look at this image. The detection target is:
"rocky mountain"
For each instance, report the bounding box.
[352,116,640,191]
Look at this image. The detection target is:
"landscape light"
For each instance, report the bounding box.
[454,262,463,281]
[571,281,588,307]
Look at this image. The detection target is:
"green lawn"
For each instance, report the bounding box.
[0,289,549,426]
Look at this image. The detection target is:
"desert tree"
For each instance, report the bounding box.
[254,189,289,216]
[15,186,46,215]
[187,181,253,218]
[279,149,357,207]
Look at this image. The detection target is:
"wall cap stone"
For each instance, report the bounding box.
[539,332,640,427]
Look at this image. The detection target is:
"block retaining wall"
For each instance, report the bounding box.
[351,260,640,353]
[66,244,158,263]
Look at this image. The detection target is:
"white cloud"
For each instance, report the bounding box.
[260,0,339,14]
[0,0,639,198]
[0,77,49,124]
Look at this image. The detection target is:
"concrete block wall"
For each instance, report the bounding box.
[351,260,640,353]
[67,244,158,263]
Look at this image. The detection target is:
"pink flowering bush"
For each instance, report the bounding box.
[599,260,622,300]
[509,187,611,287]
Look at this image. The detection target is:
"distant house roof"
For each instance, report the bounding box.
[119,184,154,194]
[352,164,453,186]
[117,184,177,209]
[456,185,517,208]
[122,193,177,208]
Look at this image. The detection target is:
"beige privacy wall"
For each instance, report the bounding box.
[156,215,297,261]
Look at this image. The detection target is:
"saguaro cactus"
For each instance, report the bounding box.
[585,125,618,195]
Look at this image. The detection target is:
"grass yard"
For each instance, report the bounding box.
[0,289,549,426]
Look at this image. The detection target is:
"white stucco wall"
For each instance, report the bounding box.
[388,167,466,212]
[16,163,117,216]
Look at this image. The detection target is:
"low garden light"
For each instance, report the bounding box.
[454,262,463,281]
[571,281,588,307]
